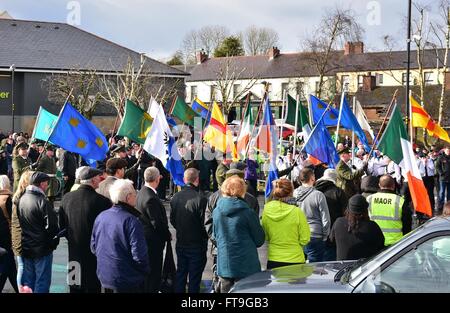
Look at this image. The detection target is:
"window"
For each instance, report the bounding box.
[296,82,305,99]
[190,85,197,102]
[281,83,289,99]
[357,75,364,89]
[210,85,216,102]
[377,74,383,85]
[424,72,433,85]
[341,75,350,89]
[356,235,450,293]
[402,73,412,85]
[315,81,320,93]
[233,84,241,98]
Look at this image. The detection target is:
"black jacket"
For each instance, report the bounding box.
[60,151,78,178]
[17,188,59,259]
[136,186,171,248]
[169,184,208,249]
[314,179,348,227]
[436,154,450,182]
[330,217,385,261]
[59,184,112,292]
[205,190,259,250]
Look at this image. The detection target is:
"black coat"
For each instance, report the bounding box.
[136,186,171,248]
[169,184,208,249]
[59,184,111,292]
[436,154,450,182]
[330,217,385,261]
[17,188,59,259]
[314,179,348,227]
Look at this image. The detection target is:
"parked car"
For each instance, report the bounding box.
[231,216,450,293]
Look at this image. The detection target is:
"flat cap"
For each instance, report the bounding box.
[78,166,103,181]
[106,158,128,170]
[225,168,245,179]
[30,171,50,185]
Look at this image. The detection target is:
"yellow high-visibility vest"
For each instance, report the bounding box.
[367,192,404,246]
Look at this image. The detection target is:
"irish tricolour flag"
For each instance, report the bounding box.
[377,104,432,216]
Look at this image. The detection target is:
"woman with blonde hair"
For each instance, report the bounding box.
[212,175,265,293]
[262,178,310,269]
[11,170,34,291]
[0,175,19,292]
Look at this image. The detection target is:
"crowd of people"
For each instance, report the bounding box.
[0,129,450,293]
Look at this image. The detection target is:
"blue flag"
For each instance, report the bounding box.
[191,97,209,119]
[48,103,108,165]
[310,95,353,129]
[340,96,371,151]
[302,116,339,168]
[31,107,58,142]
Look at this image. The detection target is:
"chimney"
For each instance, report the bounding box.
[344,41,364,55]
[196,49,208,64]
[268,46,280,60]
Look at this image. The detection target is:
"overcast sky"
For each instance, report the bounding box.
[1,0,444,61]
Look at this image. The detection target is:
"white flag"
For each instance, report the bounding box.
[355,100,375,140]
[143,98,172,166]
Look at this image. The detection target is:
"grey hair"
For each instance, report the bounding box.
[184,168,199,184]
[144,166,160,183]
[110,179,135,204]
[0,175,11,190]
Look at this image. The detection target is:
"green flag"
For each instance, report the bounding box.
[117,100,152,144]
[286,94,310,131]
[377,104,408,164]
[171,96,202,127]
[31,106,58,142]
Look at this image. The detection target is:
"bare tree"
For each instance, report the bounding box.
[302,7,364,99]
[100,55,183,118]
[41,68,102,120]
[431,0,450,125]
[214,58,259,118]
[243,25,280,55]
[181,25,229,64]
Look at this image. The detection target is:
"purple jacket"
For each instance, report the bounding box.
[245,159,259,181]
[91,202,150,291]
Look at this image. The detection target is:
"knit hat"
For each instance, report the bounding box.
[348,194,369,214]
[317,169,337,184]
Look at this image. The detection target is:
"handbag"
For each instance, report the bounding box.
[160,241,176,293]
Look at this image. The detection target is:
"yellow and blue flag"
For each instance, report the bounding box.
[48,103,108,165]
[191,97,209,119]
[31,106,58,142]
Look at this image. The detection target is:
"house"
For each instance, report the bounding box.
[183,42,450,127]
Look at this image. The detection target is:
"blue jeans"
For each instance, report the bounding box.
[304,238,327,263]
[22,254,53,293]
[175,246,207,293]
[439,181,450,208]
[16,256,23,288]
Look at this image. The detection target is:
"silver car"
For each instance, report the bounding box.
[231,216,450,293]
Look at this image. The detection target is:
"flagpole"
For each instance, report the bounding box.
[408,89,414,141]
[236,92,251,148]
[307,94,314,127]
[292,94,300,178]
[368,89,399,158]
[244,82,269,159]
[334,86,346,147]
[35,88,74,165]
[301,103,332,152]
[278,90,287,155]
[169,95,177,115]
[351,96,356,166]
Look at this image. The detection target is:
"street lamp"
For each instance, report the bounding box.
[9,64,15,133]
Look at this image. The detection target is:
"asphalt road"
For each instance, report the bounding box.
[3,195,268,293]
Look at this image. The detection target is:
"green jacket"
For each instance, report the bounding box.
[336,160,366,199]
[262,200,310,263]
[215,162,229,187]
[36,155,58,198]
[12,156,31,192]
